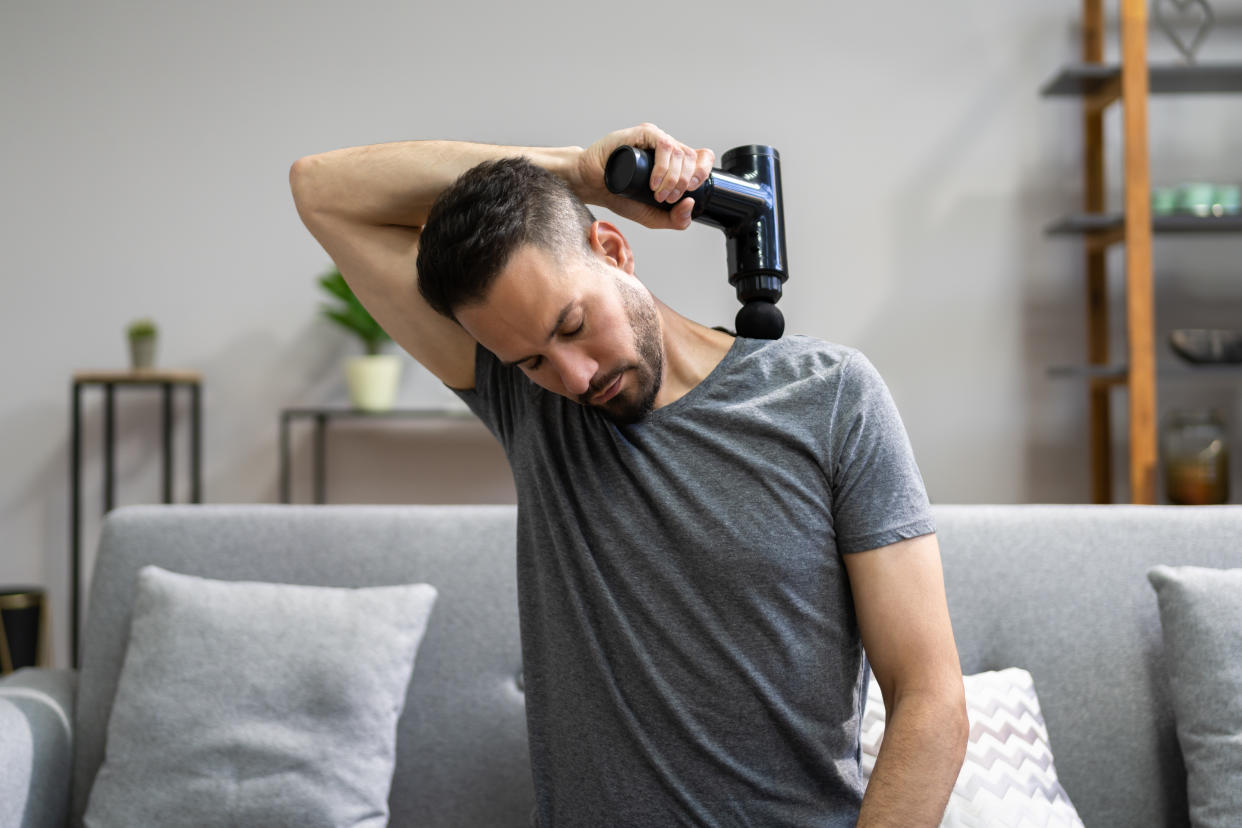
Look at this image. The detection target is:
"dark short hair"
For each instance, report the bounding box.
[416,157,596,320]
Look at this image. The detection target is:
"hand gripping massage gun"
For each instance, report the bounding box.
[604,144,789,339]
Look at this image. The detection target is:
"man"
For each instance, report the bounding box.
[290,123,968,826]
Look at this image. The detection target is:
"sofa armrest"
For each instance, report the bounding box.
[0,668,77,828]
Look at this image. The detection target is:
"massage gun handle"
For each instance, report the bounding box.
[604,146,710,216]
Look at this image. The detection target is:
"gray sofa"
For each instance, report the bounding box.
[3,503,1241,827]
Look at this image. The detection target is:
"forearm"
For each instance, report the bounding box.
[858,689,968,827]
[290,140,583,228]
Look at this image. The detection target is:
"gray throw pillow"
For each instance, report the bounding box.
[84,565,437,828]
[1148,565,1242,828]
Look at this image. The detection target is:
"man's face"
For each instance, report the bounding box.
[455,243,664,425]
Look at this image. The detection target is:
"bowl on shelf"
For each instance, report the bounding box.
[1168,329,1242,364]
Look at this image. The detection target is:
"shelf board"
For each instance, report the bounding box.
[281,406,476,419]
[1042,62,1242,96]
[1048,362,1242,380]
[1047,364,1128,381]
[1046,213,1242,237]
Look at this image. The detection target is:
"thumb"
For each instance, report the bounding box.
[609,198,678,230]
[670,198,695,230]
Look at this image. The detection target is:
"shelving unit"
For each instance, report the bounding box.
[1041,0,1242,504]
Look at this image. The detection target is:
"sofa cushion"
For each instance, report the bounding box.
[862,667,1084,827]
[83,565,436,828]
[1147,565,1242,828]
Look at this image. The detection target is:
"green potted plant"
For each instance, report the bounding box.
[127,318,158,371]
[318,268,400,411]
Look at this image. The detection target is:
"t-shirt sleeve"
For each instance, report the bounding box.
[450,343,532,451]
[827,351,935,554]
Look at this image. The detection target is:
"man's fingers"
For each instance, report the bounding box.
[693,149,715,190]
[664,143,712,204]
[595,123,712,229]
[658,150,689,203]
[649,133,682,202]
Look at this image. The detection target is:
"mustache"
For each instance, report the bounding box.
[581,367,626,406]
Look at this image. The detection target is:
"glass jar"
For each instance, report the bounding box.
[1162,409,1230,505]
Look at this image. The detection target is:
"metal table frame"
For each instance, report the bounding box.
[279,407,475,504]
[70,371,202,667]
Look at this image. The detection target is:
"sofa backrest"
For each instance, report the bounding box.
[77,503,1241,828]
[935,504,1242,828]
[75,504,532,828]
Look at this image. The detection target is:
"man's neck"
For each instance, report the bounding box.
[651,299,736,410]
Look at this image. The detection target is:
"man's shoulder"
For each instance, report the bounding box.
[735,333,863,377]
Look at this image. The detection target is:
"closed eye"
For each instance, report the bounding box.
[518,315,585,372]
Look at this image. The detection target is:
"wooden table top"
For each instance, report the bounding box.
[73,369,202,384]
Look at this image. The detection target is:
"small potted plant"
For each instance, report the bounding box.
[127,318,158,371]
[318,268,400,411]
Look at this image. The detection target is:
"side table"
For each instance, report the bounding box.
[70,371,203,667]
[279,407,476,504]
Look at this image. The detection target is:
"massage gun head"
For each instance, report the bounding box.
[604,144,789,339]
[734,299,784,340]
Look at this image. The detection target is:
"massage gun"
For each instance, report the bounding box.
[604,144,788,339]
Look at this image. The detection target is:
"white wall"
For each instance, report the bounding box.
[3,1,1240,667]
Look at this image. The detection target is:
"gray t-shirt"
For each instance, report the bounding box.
[454,333,934,827]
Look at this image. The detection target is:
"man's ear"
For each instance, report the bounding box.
[588,221,635,275]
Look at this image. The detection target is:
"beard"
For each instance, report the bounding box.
[583,276,664,425]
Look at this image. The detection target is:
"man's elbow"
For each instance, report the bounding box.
[947,682,969,765]
[289,155,323,213]
[918,678,969,766]
[889,678,969,760]
[290,154,347,236]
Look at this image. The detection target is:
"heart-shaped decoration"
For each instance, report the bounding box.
[1154,0,1215,63]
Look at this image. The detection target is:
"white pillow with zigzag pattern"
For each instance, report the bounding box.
[861,667,1084,828]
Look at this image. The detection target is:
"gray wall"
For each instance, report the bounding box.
[3,1,1240,668]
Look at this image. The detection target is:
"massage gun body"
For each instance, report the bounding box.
[604,144,789,339]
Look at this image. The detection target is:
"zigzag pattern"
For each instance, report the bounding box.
[860,668,1084,828]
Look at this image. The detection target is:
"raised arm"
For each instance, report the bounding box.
[288,124,713,390]
[289,141,578,389]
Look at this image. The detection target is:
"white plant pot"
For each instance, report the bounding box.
[129,337,157,371]
[345,354,401,412]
